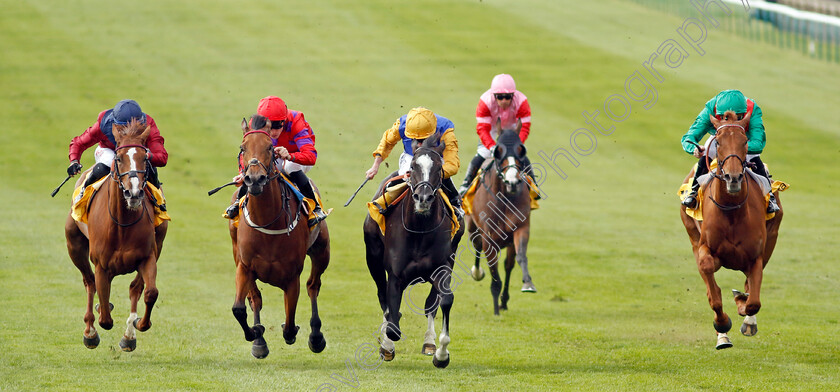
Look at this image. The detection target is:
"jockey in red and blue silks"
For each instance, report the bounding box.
[67,99,168,194]
[680,89,779,213]
[225,96,327,224]
[459,73,533,194]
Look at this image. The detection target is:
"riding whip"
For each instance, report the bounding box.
[208,181,236,196]
[50,175,72,197]
[344,178,370,207]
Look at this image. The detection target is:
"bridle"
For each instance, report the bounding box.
[108,143,151,227]
[403,149,448,234]
[239,129,298,235]
[707,124,750,212]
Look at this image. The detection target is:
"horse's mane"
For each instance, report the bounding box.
[249,114,270,130]
[721,110,741,123]
[121,118,147,137]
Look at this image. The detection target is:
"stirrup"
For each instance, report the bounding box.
[458,184,469,196]
[766,197,780,213]
[224,204,239,219]
[308,207,327,227]
[682,193,698,208]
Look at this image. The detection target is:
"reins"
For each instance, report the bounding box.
[240,129,300,235]
[107,143,152,227]
[706,125,751,212]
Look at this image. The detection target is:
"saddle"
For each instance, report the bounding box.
[366,174,460,238]
[229,173,331,231]
[678,161,789,222]
[461,168,540,216]
[71,175,170,226]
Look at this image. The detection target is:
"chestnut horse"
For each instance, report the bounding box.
[363,134,464,368]
[680,110,784,349]
[230,115,330,359]
[465,126,535,316]
[65,119,167,351]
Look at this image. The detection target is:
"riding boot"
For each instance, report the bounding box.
[682,157,708,209]
[289,170,327,226]
[458,154,485,195]
[442,177,464,218]
[224,185,247,219]
[76,163,110,202]
[749,156,780,213]
[520,155,541,200]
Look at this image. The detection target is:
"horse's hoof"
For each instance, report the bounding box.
[99,320,114,330]
[308,333,326,353]
[731,289,748,299]
[471,266,485,281]
[95,303,115,313]
[421,343,436,355]
[380,347,395,361]
[281,324,299,345]
[741,315,758,337]
[83,333,100,349]
[432,354,450,368]
[521,282,537,293]
[119,336,136,352]
[715,334,733,350]
[251,339,269,359]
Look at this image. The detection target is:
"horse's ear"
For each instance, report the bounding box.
[410,138,420,153]
[241,117,249,134]
[517,143,527,158]
[709,114,720,130]
[265,119,272,131]
[739,110,752,128]
[515,119,522,133]
[140,125,151,143]
[492,118,502,137]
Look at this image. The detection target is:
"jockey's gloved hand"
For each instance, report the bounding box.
[68,160,82,176]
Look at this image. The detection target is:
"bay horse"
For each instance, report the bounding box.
[229,115,330,359]
[465,125,535,316]
[64,119,167,351]
[680,110,784,349]
[363,134,464,368]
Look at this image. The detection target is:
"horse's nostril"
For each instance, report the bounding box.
[258,175,267,184]
[123,190,131,199]
[243,176,253,186]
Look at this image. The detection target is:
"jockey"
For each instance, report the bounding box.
[459,73,534,195]
[224,96,328,225]
[67,99,167,197]
[365,107,463,216]
[680,89,779,213]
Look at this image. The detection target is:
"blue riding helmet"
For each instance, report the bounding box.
[113,99,146,125]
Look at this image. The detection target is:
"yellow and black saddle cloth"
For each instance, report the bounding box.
[366,174,460,238]
[228,173,332,230]
[71,175,170,226]
[677,160,789,222]
[461,168,540,216]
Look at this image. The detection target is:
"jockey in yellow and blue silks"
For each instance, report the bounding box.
[365,107,463,215]
[681,89,779,213]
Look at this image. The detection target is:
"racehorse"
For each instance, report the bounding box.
[363,134,464,368]
[465,125,535,316]
[680,110,784,349]
[64,119,168,351]
[229,115,330,358]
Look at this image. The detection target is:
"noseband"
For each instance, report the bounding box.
[111,144,149,189]
[408,150,444,196]
[241,130,281,182]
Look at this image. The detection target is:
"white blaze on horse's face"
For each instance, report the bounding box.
[124,147,143,209]
[504,157,519,185]
[416,154,433,182]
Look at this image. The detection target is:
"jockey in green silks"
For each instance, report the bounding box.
[680,89,779,213]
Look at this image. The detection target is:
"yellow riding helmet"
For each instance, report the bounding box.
[404,107,437,139]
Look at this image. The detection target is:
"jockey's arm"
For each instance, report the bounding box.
[681,105,714,155]
[441,128,460,179]
[68,111,108,162]
[475,101,495,149]
[367,120,402,179]
[745,105,766,155]
[517,99,532,143]
[145,116,168,167]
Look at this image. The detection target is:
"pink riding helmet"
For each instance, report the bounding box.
[490,74,516,94]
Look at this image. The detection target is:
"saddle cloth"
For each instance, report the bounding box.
[678,161,789,222]
[366,181,460,238]
[462,169,540,216]
[71,175,170,226]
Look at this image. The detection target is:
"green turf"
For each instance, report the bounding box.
[1,0,839,391]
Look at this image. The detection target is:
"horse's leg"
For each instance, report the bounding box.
[470,230,485,281]
[422,287,439,355]
[119,273,143,352]
[364,219,387,313]
[432,272,453,368]
[385,274,403,341]
[500,246,515,311]
[134,257,158,332]
[281,277,301,345]
[514,227,536,293]
[66,215,98,348]
[379,315,396,361]
[232,264,262,342]
[154,221,168,260]
[735,277,758,337]
[248,283,269,358]
[94,265,115,330]
[696,245,732,349]
[486,238,503,316]
[744,257,764,317]
[306,226,330,353]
